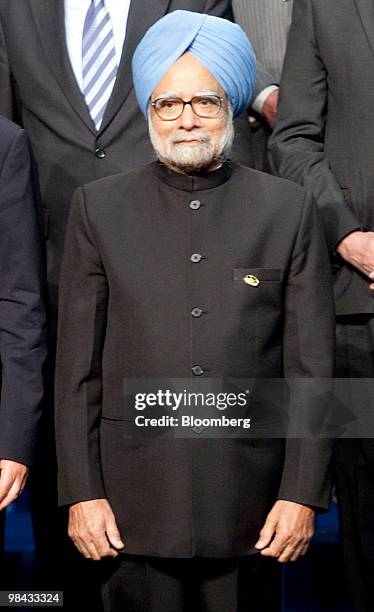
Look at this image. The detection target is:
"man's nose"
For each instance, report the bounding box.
[179,103,202,129]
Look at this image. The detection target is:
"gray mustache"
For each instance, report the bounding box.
[171,133,211,144]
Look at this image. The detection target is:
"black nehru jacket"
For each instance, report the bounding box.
[55,161,334,558]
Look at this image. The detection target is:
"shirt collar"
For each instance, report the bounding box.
[153,160,234,192]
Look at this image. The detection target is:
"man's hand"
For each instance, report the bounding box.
[68,498,125,561]
[336,230,374,289]
[0,459,29,512]
[261,89,279,129]
[254,500,315,562]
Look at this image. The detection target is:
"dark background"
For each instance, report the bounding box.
[3,494,353,612]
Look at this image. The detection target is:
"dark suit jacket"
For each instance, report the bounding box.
[55,162,334,557]
[233,0,292,173]
[269,0,374,315]
[0,0,255,321]
[233,0,292,82]
[0,116,46,467]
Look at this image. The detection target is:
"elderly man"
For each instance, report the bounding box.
[269,1,374,609]
[55,11,334,612]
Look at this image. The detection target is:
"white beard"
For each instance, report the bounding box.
[148,105,234,173]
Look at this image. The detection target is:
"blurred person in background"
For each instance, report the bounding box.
[270,1,374,610]
[233,0,293,171]
[0,115,45,581]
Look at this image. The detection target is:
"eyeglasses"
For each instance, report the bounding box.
[151,95,225,120]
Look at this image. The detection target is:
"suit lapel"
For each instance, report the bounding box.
[99,0,172,133]
[29,0,96,133]
[354,0,374,59]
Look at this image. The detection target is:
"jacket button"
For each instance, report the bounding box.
[190,253,203,263]
[193,425,204,434]
[192,365,204,376]
[191,308,203,318]
[190,200,201,210]
[95,147,106,159]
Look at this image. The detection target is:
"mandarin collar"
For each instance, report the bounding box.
[153,160,234,192]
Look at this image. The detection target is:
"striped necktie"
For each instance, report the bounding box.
[82,0,118,131]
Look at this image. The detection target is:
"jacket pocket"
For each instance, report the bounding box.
[233,268,282,283]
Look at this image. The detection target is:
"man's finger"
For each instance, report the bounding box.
[92,528,119,558]
[76,521,119,559]
[0,478,23,511]
[259,527,292,558]
[0,463,28,506]
[275,533,312,562]
[0,472,15,504]
[85,538,106,561]
[277,544,299,563]
[255,518,277,550]
[71,527,105,560]
[289,544,309,562]
[68,499,122,560]
[71,534,97,560]
[106,522,125,551]
[283,538,311,563]
[259,540,284,558]
[299,543,310,558]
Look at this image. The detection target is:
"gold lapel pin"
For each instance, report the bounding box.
[244,274,260,287]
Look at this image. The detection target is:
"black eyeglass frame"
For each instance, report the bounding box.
[151,94,226,120]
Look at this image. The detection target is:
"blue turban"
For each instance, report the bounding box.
[132,11,256,118]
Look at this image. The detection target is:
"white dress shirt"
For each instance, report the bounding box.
[64,0,131,91]
[252,85,279,115]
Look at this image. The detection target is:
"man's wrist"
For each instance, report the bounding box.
[335,228,365,258]
[251,84,279,115]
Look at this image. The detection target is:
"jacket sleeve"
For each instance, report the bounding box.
[269,0,360,251]
[277,190,335,510]
[55,186,108,506]
[252,63,278,102]
[0,128,46,467]
[0,15,15,120]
